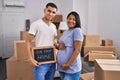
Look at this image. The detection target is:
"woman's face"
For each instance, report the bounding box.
[67,14,76,29]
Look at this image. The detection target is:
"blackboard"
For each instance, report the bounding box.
[32,46,56,64]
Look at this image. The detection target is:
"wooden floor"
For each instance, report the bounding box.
[0,59,6,80]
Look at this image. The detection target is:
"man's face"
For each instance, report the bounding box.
[44,6,57,21]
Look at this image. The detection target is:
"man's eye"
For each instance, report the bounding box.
[48,10,56,14]
[48,10,51,12]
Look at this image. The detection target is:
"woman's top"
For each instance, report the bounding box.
[57,28,83,73]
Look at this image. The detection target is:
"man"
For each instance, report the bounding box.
[26,3,58,80]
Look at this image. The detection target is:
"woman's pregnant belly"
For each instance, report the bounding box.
[57,47,74,65]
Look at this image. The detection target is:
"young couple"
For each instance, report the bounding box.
[26,2,83,80]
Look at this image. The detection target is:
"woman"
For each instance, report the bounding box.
[55,11,83,80]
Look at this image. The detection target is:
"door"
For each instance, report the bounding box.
[2,12,24,58]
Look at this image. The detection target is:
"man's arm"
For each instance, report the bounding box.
[26,33,40,66]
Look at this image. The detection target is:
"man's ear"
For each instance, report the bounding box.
[44,8,46,13]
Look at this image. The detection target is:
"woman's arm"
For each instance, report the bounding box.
[61,41,82,70]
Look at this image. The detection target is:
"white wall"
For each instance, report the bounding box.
[59,0,73,21]
[73,0,88,34]
[88,0,99,34]
[98,0,120,58]
[0,0,3,57]
[0,0,2,6]
[0,11,3,57]
[88,0,120,58]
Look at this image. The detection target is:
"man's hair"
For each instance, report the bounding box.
[46,2,58,10]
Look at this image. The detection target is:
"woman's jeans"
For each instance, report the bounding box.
[59,71,81,80]
[34,63,56,80]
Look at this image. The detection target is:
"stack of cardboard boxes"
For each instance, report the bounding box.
[83,35,116,61]
[80,35,117,80]
[6,40,35,80]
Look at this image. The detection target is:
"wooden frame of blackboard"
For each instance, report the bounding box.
[32,46,56,64]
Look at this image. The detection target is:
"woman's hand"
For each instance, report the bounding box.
[54,43,66,50]
[59,43,66,50]
[61,64,69,70]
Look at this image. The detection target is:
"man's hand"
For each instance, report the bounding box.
[29,57,40,67]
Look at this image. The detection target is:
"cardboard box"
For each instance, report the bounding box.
[6,57,34,80]
[14,40,35,60]
[88,53,116,61]
[90,51,114,54]
[20,31,28,40]
[84,46,116,56]
[80,72,94,80]
[52,15,62,22]
[102,39,113,46]
[94,59,120,80]
[84,35,100,46]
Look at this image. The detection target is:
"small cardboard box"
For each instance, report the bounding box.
[14,40,35,60]
[84,35,100,46]
[20,31,28,40]
[95,59,120,80]
[80,72,94,80]
[102,39,113,46]
[52,15,62,22]
[6,57,34,80]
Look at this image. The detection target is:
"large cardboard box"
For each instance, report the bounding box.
[94,59,120,80]
[88,53,116,61]
[6,57,34,80]
[14,40,35,60]
[84,46,116,56]
[80,72,94,80]
[84,35,100,46]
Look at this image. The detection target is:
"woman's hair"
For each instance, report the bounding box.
[46,2,58,10]
[67,11,81,28]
